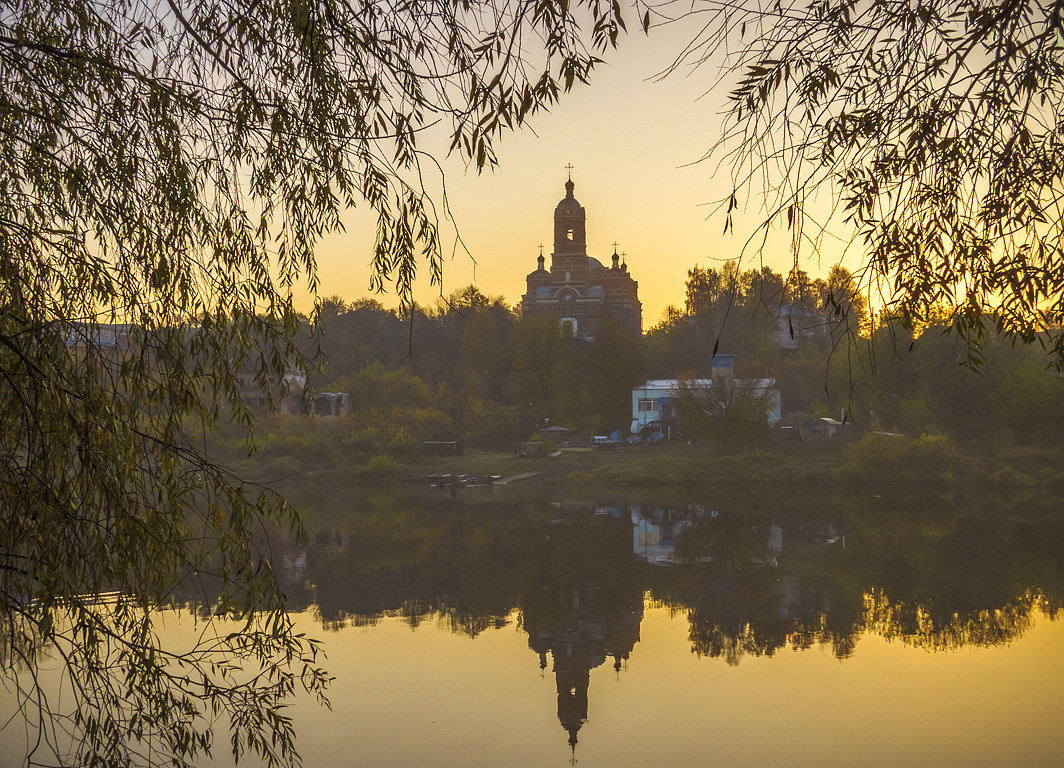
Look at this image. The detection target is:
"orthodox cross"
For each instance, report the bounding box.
[565,162,574,179]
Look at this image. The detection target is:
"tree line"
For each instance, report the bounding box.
[251,260,1064,462]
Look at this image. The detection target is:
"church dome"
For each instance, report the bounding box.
[554,178,584,216]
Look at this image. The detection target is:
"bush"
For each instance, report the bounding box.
[990,465,1037,489]
[840,432,956,483]
[387,427,418,458]
[364,454,398,475]
[911,433,956,472]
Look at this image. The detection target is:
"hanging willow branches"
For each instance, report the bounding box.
[660,0,1064,365]
[0,0,625,765]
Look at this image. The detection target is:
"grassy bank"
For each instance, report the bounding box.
[563,439,1064,493]
[213,429,1064,496]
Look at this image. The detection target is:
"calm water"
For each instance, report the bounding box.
[8,487,1064,766]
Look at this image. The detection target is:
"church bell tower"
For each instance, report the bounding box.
[553,177,587,262]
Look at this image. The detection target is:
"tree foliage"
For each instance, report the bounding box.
[674,373,776,447]
[829,313,1064,439]
[646,261,847,377]
[669,0,1064,364]
[0,0,626,764]
[266,272,1064,463]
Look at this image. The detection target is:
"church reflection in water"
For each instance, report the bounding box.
[527,587,640,751]
[259,489,1064,752]
[521,512,643,751]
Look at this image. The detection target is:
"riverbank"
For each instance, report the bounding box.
[224,436,1064,496]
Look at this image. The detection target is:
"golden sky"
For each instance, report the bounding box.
[309,18,855,327]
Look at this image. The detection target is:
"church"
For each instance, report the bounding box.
[520,175,642,338]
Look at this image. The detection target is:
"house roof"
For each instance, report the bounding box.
[637,379,711,390]
[636,378,777,391]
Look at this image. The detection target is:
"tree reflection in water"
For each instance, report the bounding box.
[262,486,1064,750]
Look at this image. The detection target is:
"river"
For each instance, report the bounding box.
[6,485,1064,766]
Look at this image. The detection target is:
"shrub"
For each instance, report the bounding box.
[387,427,418,457]
[840,432,956,483]
[990,465,1037,489]
[365,454,398,475]
[911,433,956,473]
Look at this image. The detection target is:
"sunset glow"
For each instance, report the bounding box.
[310,21,847,324]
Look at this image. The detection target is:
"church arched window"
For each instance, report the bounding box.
[560,293,576,316]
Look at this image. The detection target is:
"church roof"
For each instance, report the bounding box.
[554,178,583,215]
[555,199,584,217]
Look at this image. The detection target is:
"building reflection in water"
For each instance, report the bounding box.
[258,490,1064,751]
[517,507,643,754]
[628,503,786,566]
[526,590,640,753]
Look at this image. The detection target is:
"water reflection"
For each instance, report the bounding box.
[252,488,1064,754]
[5,489,1060,767]
[521,512,642,752]
[279,493,1062,651]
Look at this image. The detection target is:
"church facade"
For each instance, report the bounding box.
[520,177,641,338]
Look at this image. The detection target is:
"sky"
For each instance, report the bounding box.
[307,15,853,328]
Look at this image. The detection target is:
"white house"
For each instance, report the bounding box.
[631,378,782,433]
[632,379,700,432]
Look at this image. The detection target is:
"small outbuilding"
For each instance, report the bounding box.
[801,417,845,441]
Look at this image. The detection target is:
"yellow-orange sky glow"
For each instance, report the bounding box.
[308,18,857,327]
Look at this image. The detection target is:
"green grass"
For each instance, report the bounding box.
[209,418,1064,497]
[565,445,837,487]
